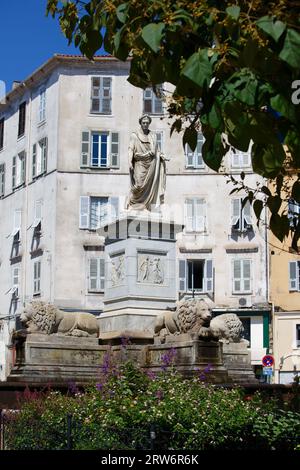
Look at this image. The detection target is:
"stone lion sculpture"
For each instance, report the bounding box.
[21,301,99,338]
[209,313,245,343]
[154,299,245,344]
[154,299,212,339]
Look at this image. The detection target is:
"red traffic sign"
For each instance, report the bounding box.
[262,355,274,367]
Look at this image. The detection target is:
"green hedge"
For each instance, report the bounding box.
[3,361,300,450]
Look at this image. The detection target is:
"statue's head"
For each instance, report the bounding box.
[139,114,152,130]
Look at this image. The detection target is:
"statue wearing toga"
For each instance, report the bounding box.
[126,114,168,211]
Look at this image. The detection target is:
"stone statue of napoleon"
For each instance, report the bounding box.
[126,114,169,211]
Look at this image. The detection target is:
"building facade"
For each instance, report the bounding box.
[270,186,300,384]
[0,55,271,380]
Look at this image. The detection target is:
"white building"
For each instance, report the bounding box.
[0,55,270,380]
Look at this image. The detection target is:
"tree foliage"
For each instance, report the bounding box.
[46,0,300,247]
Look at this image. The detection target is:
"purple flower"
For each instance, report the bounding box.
[156,390,163,400]
[146,370,156,380]
[68,381,78,394]
[96,383,103,391]
[160,347,177,370]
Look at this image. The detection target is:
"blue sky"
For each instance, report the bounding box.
[0,0,101,93]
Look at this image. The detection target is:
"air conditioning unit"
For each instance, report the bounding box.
[238,297,252,308]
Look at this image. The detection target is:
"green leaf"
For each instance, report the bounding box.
[202,130,228,172]
[181,50,212,90]
[256,16,286,42]
[279,28,300,68]
[183,126,198,152]
[116,3,129,24]
[226,5,240,20]
[141,23,165,53]
[292,180,300,203]
[252,142,286,178]
[270,94,297,124]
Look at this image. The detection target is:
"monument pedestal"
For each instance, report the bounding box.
[222,342,258,384]
[98,212,183,343]
[144,335,229,383]
[8,334,110,385]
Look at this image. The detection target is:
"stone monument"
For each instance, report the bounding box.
[98,114,183,343]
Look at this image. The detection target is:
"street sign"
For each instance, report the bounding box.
[262,355,274,367]
[263,367,274,376]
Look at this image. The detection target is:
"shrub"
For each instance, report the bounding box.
[3,360,300,450]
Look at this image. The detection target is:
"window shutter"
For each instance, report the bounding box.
[81,131,90,167]
[110,132,119,168]
[289,261,298,291]
[21,152,26,184]
[91,77,100,112]
[89,258,99,291]
[231,199,241,228]
[34,261,41,294]
[243,200,252,227]
[101,77,112,114]
[205,259,213,292]
[196,134,204,168]
[41,138,47,173]
[185,199,194,232]
[32,144,37,178]
[143,88,153,113]
[243,259,252,292]
[79,196,90,229]
[179,259,186,292]
[232,150,241,167]
[12,155,16,188]
[12,266,20,296]
[195,199,206,232]
[185,144,194,167]
[154,94,163,114]
[0,163,5,196]
[242,151,250,167]
[100,258,105,291]
[109,196,119,221]
[233,259,241,293]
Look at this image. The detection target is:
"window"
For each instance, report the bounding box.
[231,198,252,232]
[288,198,300,229]
[18,102,26,137]
[232,259,252,294]
[88,258,105,292]
[31,200,42,253]
[12,151,26,188]
[32,138,47,178]
[143,87,163,114]
[0,163,5,196]
[185,198,207,232]
[39,89,46,122]
[296,324,300,347]
[10,209,22,258]
[81,131,119,168]
[33,260,41,295]
[91,77,112,114]
[79,196,119,230]
[0,117,4,150]
[185,133,205,168]
[231,149,251,168]
[179,259,213,293]
[289,261,300,291]
[11,266,20,298]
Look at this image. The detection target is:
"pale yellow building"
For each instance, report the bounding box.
[270,185,300,383]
